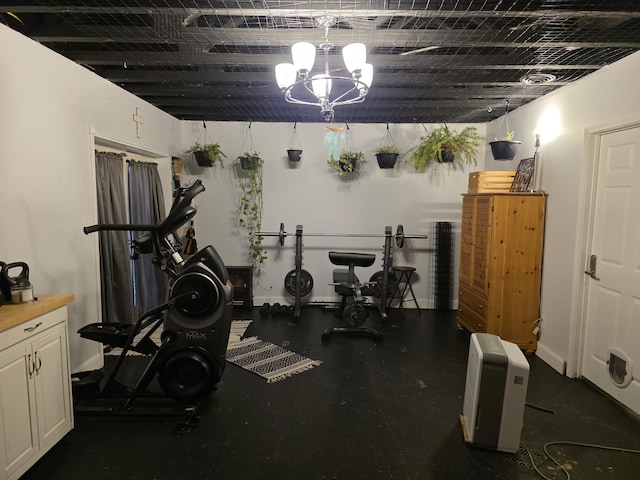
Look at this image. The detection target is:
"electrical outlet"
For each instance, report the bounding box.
[533,316,543,335]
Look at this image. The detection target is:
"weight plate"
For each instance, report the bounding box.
[368,270,398,298]
[284,269,314,296]
[396,224,405,248]
[344,303,368,327]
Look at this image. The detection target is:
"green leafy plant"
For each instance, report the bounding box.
[374,144,399,154]
[328,150,365,177]
[410,125,484,173]
[239,151,263,170]
[501,131,515,141]
[237,151,266,272]
[186,142,226,167]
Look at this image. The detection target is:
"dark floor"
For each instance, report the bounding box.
[23,307,640,480]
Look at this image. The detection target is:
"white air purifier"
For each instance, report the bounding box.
[461,333,529,453]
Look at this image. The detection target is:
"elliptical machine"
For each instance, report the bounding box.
[74,179,233,431]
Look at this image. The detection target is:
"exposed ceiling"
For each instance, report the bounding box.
[2,1,640,124]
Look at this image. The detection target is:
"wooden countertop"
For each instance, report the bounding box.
[0,294,74,333]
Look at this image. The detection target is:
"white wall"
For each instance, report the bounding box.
[0,25,182,372]
[485,50,640,374]
[180,121,486,307]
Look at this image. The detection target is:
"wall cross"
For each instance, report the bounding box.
[133,108,144,138]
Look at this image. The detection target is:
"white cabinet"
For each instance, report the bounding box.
[0,298,74,480]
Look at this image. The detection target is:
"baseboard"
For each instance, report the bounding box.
[535,342,567,375]
[72,350,103,374]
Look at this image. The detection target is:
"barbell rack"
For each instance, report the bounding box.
[257,223,428,323]
[256,223,428,249]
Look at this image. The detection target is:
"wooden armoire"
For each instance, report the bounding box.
[457,193,547,352]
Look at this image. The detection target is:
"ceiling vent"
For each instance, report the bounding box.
[520,73,557,85]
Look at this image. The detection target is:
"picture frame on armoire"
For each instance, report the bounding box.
[510,157,536,192]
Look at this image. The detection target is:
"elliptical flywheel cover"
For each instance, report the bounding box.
[170,271,220,317]
[158,347,217,402]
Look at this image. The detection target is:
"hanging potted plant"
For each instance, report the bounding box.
[374,124,400,169]
[185,121,226,167]
[489,100,521,161]
[410,124,484,173]
[287,122,303,162]
[186,142,226,167]
[328,150,365,177]
[238,151,263,170]
[237,151,266,272]
[327,123,365,177]
[375,144,399,169]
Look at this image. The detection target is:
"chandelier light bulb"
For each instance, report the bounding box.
[359,63,374,88]
[311,75,332,100]
[275,63,297,89]
[292,42,316,75]
[342,43,367,74]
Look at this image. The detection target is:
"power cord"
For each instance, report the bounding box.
[521,441,640,480]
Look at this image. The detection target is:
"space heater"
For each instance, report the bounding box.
[461,333,529,453]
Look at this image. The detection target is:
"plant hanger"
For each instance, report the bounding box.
[345,122,357,152]
[287,122,303,162]
[241,121,256,154]
[498,100,516,139]
[377,123,396,150]
[196,120,213,146]
[289,122,302,150]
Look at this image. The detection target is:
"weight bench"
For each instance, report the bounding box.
[321,251,383,343]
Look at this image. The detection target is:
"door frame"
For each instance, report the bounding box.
[80,127,171,372]
[568,117,640,378]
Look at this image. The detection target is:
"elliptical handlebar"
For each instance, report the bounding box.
[83,223,158,235]
[83,179,206,277]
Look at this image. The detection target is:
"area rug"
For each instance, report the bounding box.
[225,336,322,383]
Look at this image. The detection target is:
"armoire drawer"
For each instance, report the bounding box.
[458,284,488,320]
[457,301,487,333]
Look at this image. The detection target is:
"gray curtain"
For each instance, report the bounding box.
[95,151,134,324]
[128,160,168,317]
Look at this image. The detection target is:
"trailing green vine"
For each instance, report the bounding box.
[237,151,266,273]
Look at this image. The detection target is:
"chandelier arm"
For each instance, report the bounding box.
[330,86,364,105]
[329,79,369,105]
[282,76,369,107]
[300,79,317,99]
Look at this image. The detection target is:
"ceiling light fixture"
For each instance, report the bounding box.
[275,16,373,122]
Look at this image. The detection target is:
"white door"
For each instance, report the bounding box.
[581,126,640,414]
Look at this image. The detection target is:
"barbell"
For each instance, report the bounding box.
[256,223,427,248]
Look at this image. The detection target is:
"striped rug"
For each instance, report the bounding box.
[225,336,322,383]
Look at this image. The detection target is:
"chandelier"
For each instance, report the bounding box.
[275,16,373,122]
